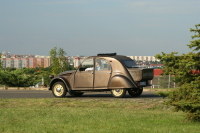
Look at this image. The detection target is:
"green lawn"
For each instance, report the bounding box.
[0,98,199,133]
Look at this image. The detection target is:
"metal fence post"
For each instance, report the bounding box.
[168,74,170,88]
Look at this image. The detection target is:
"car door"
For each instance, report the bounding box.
[94,58,111,89]
[74,58,94,89]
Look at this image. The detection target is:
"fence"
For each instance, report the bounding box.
[150,75,177,88]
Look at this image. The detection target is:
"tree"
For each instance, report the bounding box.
[155,24,200,121]
[49,47,69,75]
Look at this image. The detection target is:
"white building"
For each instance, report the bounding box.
[128,56,160,62]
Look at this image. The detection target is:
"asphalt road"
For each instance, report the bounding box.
[0,90,162,99]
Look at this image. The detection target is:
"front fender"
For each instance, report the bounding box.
[49,77,73,94]
[108,75,137,89]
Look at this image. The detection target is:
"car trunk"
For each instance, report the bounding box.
[128,68,154,81]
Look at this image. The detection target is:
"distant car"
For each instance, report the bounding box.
[49,53,154,98]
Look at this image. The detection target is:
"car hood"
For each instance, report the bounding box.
[57,70,76,77]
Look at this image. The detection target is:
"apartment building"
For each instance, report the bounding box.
[28,58,37,68]
[1,52,160,69]
[128,56,160,62]
[72,56,87,68]
[1,57,51,69]
[2,58,14,68]
[44,58,50,68]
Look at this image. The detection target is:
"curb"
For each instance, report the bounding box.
[0,87,49,91]
[0,87,169,92]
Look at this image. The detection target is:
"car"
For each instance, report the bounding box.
[49,53,154,98]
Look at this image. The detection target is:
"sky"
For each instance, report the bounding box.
[0,0,200,56]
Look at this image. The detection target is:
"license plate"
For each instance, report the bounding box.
[140,82,146,86]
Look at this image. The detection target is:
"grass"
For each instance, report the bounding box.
[148,87,176,90]
[148,88,175,98]
[0,98,199,133]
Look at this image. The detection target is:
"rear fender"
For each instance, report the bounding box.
[108,75,137,89]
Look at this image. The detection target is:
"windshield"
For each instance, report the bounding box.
[122,60,137,68]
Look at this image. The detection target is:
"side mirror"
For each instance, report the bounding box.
[49,75,54,79]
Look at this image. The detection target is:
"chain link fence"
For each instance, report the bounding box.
[150,75,177,88]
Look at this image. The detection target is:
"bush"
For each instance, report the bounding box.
[167,79,200,121]
[155,91,171,98]
[0,68,51,87]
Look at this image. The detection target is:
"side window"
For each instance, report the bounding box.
[79,58,94,71]
[95,59,111,71]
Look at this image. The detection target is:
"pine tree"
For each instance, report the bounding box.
[155,24,200,121]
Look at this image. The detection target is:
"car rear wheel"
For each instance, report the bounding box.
[52,82,67,98]
[128,87,143,97]
[111,88,126,98]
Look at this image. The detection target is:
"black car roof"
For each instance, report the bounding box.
[94,53,132,60]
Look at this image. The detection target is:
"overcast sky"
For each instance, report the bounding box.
[0,0,199,56]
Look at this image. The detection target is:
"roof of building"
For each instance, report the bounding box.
[154,69,163,76]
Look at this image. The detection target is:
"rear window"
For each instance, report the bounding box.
[122,60,137,68]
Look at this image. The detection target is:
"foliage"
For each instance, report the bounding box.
[155,24,200,121]
[34,68,51,86]
[155,91,171,98]
[49,47,69,75]
[0,68,51,87]
[0,68,36,87]
[168,79,200,121]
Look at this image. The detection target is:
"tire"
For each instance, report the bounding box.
[128,87,143,97]
[52,82,67,98]
[70,91,84,97]
[111,88,126,98]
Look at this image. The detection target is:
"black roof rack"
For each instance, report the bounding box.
[97,53,117,56]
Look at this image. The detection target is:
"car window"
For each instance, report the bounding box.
[79,58,94,71]
[122,60,137,68]
[95,59,111,71]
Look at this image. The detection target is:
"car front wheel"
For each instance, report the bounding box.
[52,82,67,98]
[128,87,143,97]
[111,88,126,98]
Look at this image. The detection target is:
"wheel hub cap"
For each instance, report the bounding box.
[53,84,64,96]
[115,89,120,92]
[112,89,123,96]
[56,87,61,92]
